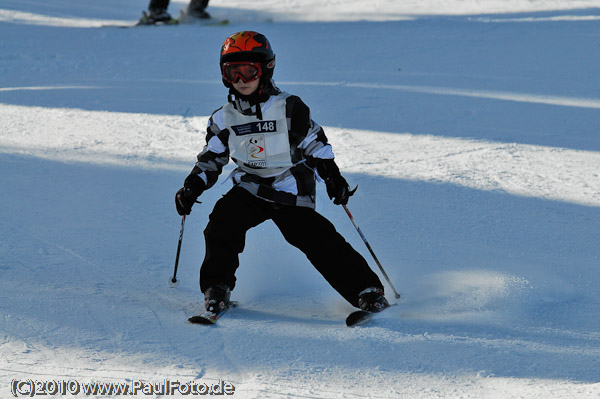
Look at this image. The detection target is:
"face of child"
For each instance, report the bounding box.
[232,77,260,96]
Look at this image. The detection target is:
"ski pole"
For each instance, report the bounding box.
[169,214,186,287]
[342,204,401,299]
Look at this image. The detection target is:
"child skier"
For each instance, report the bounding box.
[175,31,389,316]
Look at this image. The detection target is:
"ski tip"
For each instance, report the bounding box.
[187,301,237,325]
[346,302,398,327]
[188,315,216,324]
[345,310,372,327]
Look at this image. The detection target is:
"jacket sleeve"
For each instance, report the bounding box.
[188,109,230,189]
[286,96,341,180]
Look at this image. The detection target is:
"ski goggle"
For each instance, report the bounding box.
[221,62,262,84]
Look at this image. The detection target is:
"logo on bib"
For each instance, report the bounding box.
[247,136,267,168]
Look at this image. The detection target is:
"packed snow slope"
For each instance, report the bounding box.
[1,1,600,398]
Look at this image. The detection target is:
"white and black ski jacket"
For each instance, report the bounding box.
[189,91,338,208]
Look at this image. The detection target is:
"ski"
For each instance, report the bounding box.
[188,301,236,325]
[345,310,373,327]
[188,18,229,26]
[346,303,396,327]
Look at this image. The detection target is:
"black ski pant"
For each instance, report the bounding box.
[200,186,383,307]
[149,0,209,11]
[148,0,170,10]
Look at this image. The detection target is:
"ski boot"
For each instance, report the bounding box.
[204,283,231,313]
[186,0,211,19]
[358,287,389,312]
[138,8,178,25]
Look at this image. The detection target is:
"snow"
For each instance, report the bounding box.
[1,0,599,398]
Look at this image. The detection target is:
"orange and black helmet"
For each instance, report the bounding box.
[219,31,276,88]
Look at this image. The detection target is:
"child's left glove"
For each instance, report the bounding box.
[175,174,206,215]
[325,174,354,205]
[317,158,356,205]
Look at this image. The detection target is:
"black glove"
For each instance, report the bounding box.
[175,174,206,215]
[317,159,355,205]
[325,174,354,205]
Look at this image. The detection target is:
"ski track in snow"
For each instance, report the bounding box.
[1,1,600,398]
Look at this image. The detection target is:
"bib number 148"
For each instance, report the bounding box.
[256,121,276,132]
